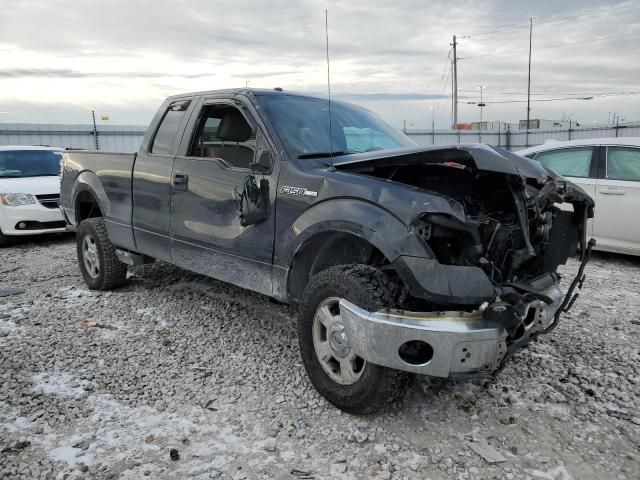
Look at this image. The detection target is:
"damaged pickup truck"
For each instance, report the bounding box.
[59,88,595,414]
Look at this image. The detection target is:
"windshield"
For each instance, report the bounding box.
[257,95,415,158]
[0,150,62,178]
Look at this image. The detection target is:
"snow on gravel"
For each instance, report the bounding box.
[0,234,639,480]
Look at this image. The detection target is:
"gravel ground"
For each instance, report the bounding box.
[1,234,639,480]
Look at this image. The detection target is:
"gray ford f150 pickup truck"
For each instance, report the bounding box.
[60,88,595,414]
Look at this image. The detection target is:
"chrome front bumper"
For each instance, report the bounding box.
[338,284,564,377]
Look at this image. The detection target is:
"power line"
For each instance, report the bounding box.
[434,68,451,120]
[464,91,640,105]
[433,49,452,101]
[458,89,640,97]
[535,3,639,27]
[468,2,639,37]
[460,32,640,60]
[467,97,593,104]
[431,48,452,120]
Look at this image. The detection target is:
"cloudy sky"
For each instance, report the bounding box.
[0,0,638,129]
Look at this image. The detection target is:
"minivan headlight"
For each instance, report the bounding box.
[0,193,36,206]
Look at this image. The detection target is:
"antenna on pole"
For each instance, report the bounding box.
[91,110,99,150]
[325,9,334,169]
[526,17,533,147]
[451,35,458,128]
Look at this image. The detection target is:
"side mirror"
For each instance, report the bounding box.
[250,150,272,173]
[233,176,270,227]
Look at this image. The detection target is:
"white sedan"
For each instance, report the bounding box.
[518,138,640,256]
[0,146,67,247]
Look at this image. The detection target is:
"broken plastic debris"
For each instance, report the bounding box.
[467,437,506,463]
[607,409,640,425]
[290,469,314,479]
[0,288,25,297]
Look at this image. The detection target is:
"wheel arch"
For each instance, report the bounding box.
[287,230,391,301]
[70,171,110,224]
[282,199,432,302]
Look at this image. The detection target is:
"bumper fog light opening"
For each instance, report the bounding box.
[398,340,434,366]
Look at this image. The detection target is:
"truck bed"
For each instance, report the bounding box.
[60,150,137,250]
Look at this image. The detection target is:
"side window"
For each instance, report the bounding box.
[188,104,256,169]
[607,147,640,182]
[151,101,190,154]
[534,147,593,178]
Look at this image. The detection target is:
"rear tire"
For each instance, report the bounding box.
[76,218,127,290]
[298,264,411,414]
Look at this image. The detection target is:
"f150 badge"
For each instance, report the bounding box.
[280,186,318,197]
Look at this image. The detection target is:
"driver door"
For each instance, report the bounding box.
[170,98,279,296]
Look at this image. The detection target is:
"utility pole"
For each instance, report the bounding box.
[451,58,455,127]
[478,86,485,125]
[451,35,458,128]
[525,17,533,147]
[430,105,435,144]
[91,110,99,150]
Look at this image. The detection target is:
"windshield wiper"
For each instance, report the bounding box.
[297,151,352,159]
[28,174,59,177]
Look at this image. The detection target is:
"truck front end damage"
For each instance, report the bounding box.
[333,145,595,378]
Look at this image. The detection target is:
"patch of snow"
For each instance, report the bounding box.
[49,445,83,466]
[0,401,29,433]
[0,317,16,328]
[32,372,90,398]
[136,307,158,316]
[526,465,575,480]
[24,371,306,478]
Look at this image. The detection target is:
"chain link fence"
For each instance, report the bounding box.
[2,121,639,153]
[405,122,640,151]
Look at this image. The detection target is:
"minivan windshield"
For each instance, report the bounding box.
[0,150,62,178]
[257,95,415,158]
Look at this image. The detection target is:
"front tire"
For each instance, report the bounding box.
[298,265,411,414]
[76,218,127,290]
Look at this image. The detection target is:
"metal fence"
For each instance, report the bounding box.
[405,122,640,151]
[2,121,639,154]
[0,123,146,152]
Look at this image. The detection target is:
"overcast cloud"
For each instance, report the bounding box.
[0,0,638,128]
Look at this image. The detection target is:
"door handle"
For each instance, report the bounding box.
[173,173,189,191]
[600,189,626,195]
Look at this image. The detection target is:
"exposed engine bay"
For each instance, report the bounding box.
[336,146,595,347]
[337,147,593,284]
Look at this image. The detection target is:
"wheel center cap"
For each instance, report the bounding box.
[329,322,350,358]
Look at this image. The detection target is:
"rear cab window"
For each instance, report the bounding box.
[533,147,594,178]
[151,101,191,154]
